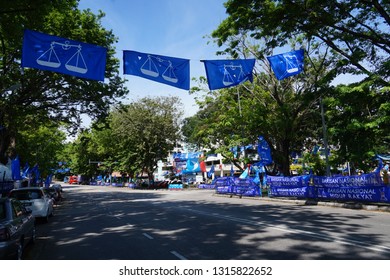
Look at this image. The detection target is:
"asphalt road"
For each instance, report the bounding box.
[24,184,390,260]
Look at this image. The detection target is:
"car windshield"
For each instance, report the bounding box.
[10,190,43,200]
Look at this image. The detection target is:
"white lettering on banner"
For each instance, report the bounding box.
[316,173,383,187]
[347,193,373,200]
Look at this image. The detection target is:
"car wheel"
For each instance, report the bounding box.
[16,240,23,260]
[31,226,36,244]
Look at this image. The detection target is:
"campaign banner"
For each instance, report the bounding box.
[267,49,304,80]
[257,136,273,165]
[203,58,255,90]
[22,29,107,81]
[267,175,311,188]
[123,50,190,90]
[316,186,390,203]
[269,185,316,199]
[313,172,384,188]
[214,177,235,193]
[267,175,313,198]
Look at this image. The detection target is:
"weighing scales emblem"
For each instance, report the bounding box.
[36,41,88,74]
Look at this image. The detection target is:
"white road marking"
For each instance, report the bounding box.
[143,233,154,240]
[170,250,187,260]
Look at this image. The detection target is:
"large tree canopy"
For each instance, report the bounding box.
[109,96,183,181]
[184,0,390,175]
[213,0,389,85]
[0,0,128,164]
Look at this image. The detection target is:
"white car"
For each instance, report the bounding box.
[9,187,54,222]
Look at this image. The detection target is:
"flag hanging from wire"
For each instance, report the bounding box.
[267,49,304,80]
[22,29,107,81]
[202,58,256,90]
[123,50,190,90]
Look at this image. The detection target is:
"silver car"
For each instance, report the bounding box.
[0,198,36,259]
[9,187,54,222]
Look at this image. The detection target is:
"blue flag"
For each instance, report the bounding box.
[22,29,107,81]
[203,59,256,90]
[267,49,304,80]
[11,156,22,180]
[207,165,215,178]
[257,136,273,165]
[123,50,190,90]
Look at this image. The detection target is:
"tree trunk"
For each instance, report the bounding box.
[0,127,10,164]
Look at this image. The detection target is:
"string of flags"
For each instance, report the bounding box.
[21,29,305,89]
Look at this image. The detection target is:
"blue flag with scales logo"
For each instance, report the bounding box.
[123,50,190,90]
[203,59,256,90]
[267,49,304,80]
[22,29,107,81]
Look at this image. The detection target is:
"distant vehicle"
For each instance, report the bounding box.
[68,175,78,184]
[0,198,36,259]
[9,188,54,222]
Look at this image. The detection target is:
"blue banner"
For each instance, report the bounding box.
[267,49,304,80]
[257,136,273,165]
[22,29,107,81]
[313,172,384,188]
[123,50,190,90]
[203,59,256,90]
[267,175,311,188]
[316,186,390,203]
[269,186,316,199]
[214,177,261,197]
[267,172,390,203]
[182,159,201,174]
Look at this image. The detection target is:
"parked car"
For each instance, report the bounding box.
[42,187,61,203]
[9,187,54,222]
[68,175,78,184]
[0,198,36,259]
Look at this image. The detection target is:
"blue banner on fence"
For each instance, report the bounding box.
[313,172,384,188]
[214,177,261,197]
[267,171,390,203]
[267,175,311,188]
[316,186,390,203]
[22,29,107,81]
[269,185,316,199]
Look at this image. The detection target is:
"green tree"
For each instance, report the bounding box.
[0,0,128,164]
[15,123,66,178]
[201,0,389,174]
[213,0,389,86]
[326,80,390,172]
[109,96,183,182]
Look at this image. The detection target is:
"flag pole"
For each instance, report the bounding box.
[320,96,330,176]
[237,87,242,117]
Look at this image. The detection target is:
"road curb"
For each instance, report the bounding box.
[213,193,390,213]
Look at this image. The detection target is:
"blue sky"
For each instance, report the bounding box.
[78,0,229,120]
